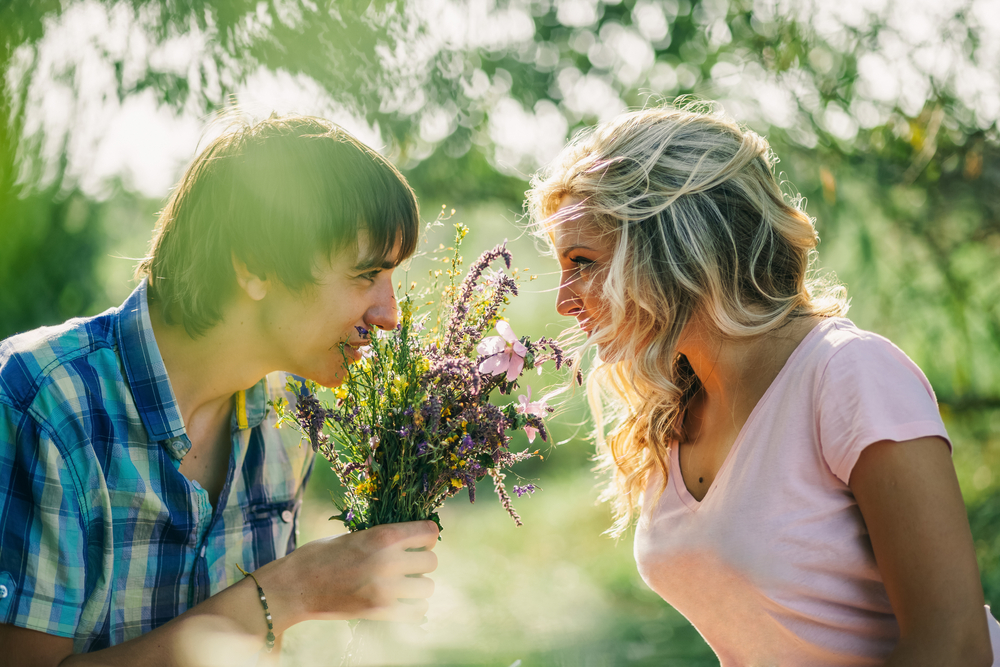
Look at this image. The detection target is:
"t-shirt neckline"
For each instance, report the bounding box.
[670,317,840,511]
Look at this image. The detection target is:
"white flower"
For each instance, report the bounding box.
[516,386,547,443]
[477,320,527,382]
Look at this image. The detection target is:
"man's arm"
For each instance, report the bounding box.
[0,521,439,667]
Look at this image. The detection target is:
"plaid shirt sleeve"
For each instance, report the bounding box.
[1,287,317,650]
[0,398,91,637]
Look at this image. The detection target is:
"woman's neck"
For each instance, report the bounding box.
[676,312,822,431]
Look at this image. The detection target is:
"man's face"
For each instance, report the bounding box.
[258,235,402,387]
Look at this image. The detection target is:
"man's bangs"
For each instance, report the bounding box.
[357,178,420,268]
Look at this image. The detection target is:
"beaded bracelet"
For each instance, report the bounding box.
[236,563,276,653]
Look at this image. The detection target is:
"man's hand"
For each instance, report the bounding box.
[264,520,440,625]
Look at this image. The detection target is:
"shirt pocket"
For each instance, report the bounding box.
[242,499,300,564]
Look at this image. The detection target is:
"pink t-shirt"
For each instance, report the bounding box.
[634,318,1000,666]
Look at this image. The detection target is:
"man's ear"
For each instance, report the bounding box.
[232,253,270,302]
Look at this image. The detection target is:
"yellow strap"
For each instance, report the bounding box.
[236,390,248,430]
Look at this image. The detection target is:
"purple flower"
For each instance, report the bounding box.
[355,326,369,338]
[295,392,328,453]
[531,336,566,371]
[477,320,527,382]
[345,509,355,522]
[443,243,512,353]
[479,272,519,329]
[513,484,536,498]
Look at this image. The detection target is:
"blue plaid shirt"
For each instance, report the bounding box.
[0,281,315,652]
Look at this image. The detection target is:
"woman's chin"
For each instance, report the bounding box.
[593,338,626,364]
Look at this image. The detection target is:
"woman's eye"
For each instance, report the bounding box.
[570,256,595,269]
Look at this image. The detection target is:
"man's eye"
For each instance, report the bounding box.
[359,270,380,282]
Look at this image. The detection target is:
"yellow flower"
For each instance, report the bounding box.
[334,386,349,400]
[450,478,463,489]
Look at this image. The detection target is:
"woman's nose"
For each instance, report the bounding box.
[556,270,582,317]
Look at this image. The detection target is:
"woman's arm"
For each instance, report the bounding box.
[850,436,992,667]
[0,521,439,667]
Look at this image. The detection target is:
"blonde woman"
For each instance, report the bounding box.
[529,105,1000,666]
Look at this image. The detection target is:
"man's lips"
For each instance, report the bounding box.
[342,343,368,361]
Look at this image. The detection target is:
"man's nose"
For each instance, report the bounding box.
[365,276,398,331]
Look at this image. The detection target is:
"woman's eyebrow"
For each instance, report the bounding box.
[560,244,595,258]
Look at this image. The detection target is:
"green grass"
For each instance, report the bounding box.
[281,469,715,666]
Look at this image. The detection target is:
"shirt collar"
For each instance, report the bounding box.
[236,376,269,431]
[115,280,187,445]
[115,280,269,455]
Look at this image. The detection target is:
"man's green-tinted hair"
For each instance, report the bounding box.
[135,114,420,336]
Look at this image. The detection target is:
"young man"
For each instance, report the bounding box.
[0,115,439,664]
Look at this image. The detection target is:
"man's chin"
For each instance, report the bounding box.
[303,363,349,389]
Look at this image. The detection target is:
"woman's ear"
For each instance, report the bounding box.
[232,253,270,301]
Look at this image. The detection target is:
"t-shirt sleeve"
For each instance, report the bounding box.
[816,334,951,485]
[0,400,88,638]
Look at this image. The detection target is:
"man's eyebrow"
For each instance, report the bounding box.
[352,257,399,272]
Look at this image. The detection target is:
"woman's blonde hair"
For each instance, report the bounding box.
[527,102,847,535]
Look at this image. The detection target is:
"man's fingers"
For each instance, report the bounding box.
[393,574,435,600]
[363,521,439,551]
[389,550,437,576]
[386,597,430,623]
[397,520,440,550]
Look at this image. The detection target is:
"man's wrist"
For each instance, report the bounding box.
[253,556,308,631]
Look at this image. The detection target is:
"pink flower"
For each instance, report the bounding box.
[477,320,528,382]
[516,386,547,443]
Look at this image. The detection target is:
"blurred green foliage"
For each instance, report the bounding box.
[2,0,999,661]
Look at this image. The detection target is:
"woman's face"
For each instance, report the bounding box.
[551,195,616,348]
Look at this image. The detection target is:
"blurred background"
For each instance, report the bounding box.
[1,0,998,664]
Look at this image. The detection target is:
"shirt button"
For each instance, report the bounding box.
[0,585,8,598]
[281,510,294,523]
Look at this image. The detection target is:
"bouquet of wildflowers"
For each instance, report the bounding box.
[275,222,567,535]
